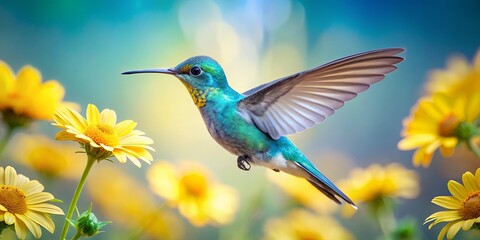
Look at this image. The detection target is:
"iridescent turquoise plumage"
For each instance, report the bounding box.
[123,48,405,208]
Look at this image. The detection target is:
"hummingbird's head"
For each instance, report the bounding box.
[122,56,228,90]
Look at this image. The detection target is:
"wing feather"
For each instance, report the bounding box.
[238,48,405,139]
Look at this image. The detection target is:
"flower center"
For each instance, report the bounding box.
[84,123,119,147]
[0,185,28,214]
[459,191,480,220]
[439,113,460,137]
[180,172,208,198]
[295,229,323,240]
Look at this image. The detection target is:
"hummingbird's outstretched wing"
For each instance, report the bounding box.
[237,48,405,140]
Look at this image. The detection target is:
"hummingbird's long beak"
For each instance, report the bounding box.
[121,68,177,75]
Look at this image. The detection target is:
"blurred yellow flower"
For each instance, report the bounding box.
[398,93,480,167]
[0,166,64,239]
[88,165,183,240]
[263,209,354,240]
[338,163,419,216]
[0,60,76,122]
[425,169,480,240]
[52,104,154,166]
[147,161,238,226]
[9,133,84,179]
[266,170,338,214]
[425,49,480,97]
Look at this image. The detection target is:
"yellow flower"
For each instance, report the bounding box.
[425,168,480,240]
[87,166,183,240]
[147,161,238,226]
[263,209,354,240]
[266,170,338,214]
[0,166,64,239]
[52,104,154,167]
[337,163,419,216]
[398,93,480,167]
[0,60,76,122]
[9,133,84,179]
[425,49,480,97]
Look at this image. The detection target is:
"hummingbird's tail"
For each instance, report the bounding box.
[294,161,357,209]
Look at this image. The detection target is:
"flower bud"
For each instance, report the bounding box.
[70,204,110,238]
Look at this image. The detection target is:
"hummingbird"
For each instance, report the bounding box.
[123,48,405,208]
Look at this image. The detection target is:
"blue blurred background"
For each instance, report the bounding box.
[1,0,480,239]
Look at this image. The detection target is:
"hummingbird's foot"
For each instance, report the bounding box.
[273,169,280,172]
[237,155,251,171]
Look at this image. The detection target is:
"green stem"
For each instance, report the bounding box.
[372,198,396,238]
[467,137,480,158]
[59,154,96,240]
[0,125,15,162]
[71,231,82,240]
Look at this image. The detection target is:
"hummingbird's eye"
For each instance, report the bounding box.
[190,66,203,76]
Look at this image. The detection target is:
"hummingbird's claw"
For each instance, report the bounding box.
[237,155,251,171]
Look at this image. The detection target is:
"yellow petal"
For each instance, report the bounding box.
[425,139,441,154]
[87,140,101,148]
[5,166,18,186]
[0,61,15,96]
[120,146,154,163]
[419,100,443,121]
[27,203,64,215]
[100,108,117,125]
[4,211,15,224]
[0,204,7,211]
[462,172,479,193]
[54,130,77,141]
[53,107,87,131]
[398,134,436,150]
[16,214,42,238]
[147,162,180,201]
[120,135,154,145]
[28,80,65,120]
[24,211,56,233]
[100,143,115,152]
[16,65,41,94]
[462,218,475,231]
[452,96,467,120]
[446,220,463,240]
[442,137,458,148]
[448,180,468,201]
[128,155,142,168]
[115,120,137,137]
[21,180,45,196]
[439,145,455,157]
[437,221,455,240]
[432,93,452,115]
[431,196,461,209]
[465,93,480,122]
[413,147,433,167]
[113,151,127,163]
[426,210,461,224]
[26,192,54,205]
[14,217,28,240]
[87,104,100,125]
[0,167,4,185]
[15,174,30,189]
[474,169,480,190]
